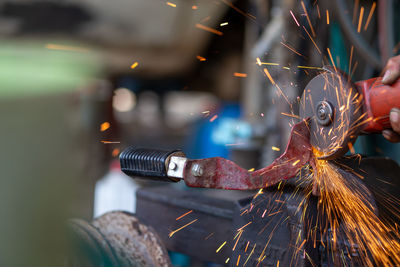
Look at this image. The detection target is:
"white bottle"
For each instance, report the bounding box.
[93,160,139,218]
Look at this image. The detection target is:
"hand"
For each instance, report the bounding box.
[382,55,400,142]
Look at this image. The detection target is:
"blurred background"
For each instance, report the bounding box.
[0,0,399,266]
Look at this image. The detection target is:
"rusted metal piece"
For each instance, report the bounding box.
[184,119,312,190]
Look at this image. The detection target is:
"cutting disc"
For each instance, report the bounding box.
[299,68,363,160]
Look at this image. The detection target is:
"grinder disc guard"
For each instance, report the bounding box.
[299,69,363,159]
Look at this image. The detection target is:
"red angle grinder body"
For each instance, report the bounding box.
[120,69,400,190]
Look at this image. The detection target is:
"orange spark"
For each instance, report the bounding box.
[100,122,110,132]
[280,42,304,57]
[236,255,241,266]
[205,232,214,240]
[263,68,275,84]
[176,210,193,220]
[196,55,206,61]
[101,141,120,144]
[244,241,250,252]
[357,6,364,33]
[220,0,256,21]
[112,148,120,157]
[130,62,139,69]
[347,142,355,154]
[301,1,316,37]
[169,219,198,237]
[327,48,337,72]
[237,221,252,231]
[234,72,247,77]
[45,43,88,52]
[364,2,376,31]
[166,2,176,7]
[303,26,321,54]
[210,115,218,122]
[326,10,330,25]
[195,23,223,36]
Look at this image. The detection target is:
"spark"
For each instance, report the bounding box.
[262,209,267,218]
[263,68,275,84]
[216,241,227,253]
[297,65,323,70]
[364,2,376,31]
[166,2,176,7]
[347,142,355,154]
[176,210,193,220]
[327,48,337,72]
[357,6,364,33]
[290,10,300,27]
[45,43,88,52]
[234,72,247,77]
[303,26,321,54]
[326,10,330,25]
[237,221,252,231]
[101,141,120,144]
[220,0,256,21]
[248,168,255,172]
[232,231,242,251]
[130,62,139,69]
[301,1,316,37]
[271,146,280,151]
[196,55,206,61]
[112,148,120,157]
[169,219,198,237]
[205,232,214,240]
[243,244,256,266]
[236,255,241,266]
[280,42,305,57]
[245,241,250,252]
[195,23,223,36]
[202,110,210,114]
[312,148,400,265]
[256,57,262,66]
[210,115,218,122]
[281,112,300,119]
[292,159,300,166]
[100,122,110,132]
[220,22,229,26]
[225,258,230,263]
[257,61,280,66]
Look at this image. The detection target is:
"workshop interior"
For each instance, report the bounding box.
[1,0,400,266]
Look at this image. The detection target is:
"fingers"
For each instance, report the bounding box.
[390,108,400,133]
[382,55,400,85]
[383,130,400,143]
[383,108,400,142]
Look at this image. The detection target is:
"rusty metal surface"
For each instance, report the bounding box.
[183,120,312,190]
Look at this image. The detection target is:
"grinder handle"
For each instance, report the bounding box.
[119,147,185,182]
[356,77,400,132]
